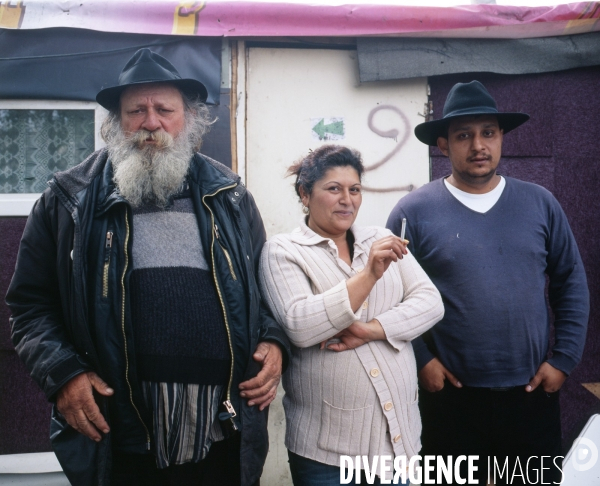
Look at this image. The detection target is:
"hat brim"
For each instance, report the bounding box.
[96,78,209,110]
[414,112,530,146]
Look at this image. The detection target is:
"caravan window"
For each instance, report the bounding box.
[0,100,106,216]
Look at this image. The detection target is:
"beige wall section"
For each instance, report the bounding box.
[245,47,429,239]
[242,47,429,485]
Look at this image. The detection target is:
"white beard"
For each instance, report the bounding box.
[109,126,194,208]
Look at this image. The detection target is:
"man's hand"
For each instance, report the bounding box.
[56,371,114,442]
[526,362,567,393]
[239,342,283,411]
[418,357,462,392]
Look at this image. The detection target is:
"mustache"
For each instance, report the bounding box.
[468,153,491,162]
[129,129,174,149]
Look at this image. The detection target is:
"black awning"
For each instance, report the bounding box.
[0,27,222,105]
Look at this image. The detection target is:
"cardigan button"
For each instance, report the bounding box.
[362,301,368,310]
[370,368,380,378]
[384,402,393,411]
[394,434,401,443]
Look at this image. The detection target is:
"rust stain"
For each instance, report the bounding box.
[173,1,206,35]
[577,2,600,20]
[582,383,600,400]
[0,1,26,29]
[563,17,599,35]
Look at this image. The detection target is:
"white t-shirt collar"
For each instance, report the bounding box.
[443,176,506,214]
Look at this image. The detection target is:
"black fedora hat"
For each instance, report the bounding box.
[414,80,529,146]
[96,48,208,110]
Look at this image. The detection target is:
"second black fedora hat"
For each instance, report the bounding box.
[96,48,208,110]
[414,80,529,146]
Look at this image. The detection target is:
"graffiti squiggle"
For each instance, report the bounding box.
[362,104,414,194]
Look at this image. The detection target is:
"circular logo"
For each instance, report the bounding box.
[572,438,599,472]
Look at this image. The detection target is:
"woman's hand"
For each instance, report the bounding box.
[320,319,386,352]
[364,235,408,282]
[346,236,408,313]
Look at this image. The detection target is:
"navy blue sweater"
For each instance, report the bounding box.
[387,177,589,387]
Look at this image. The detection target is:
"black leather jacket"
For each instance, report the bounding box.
[6,149,289,486]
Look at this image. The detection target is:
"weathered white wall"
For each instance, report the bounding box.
[242,47,429,485]
[245,47,429,239]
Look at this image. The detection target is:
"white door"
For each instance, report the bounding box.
[245,47,429,238]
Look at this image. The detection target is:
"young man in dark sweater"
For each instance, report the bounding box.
[387,81,589,485]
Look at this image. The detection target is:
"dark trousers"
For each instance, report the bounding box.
[419,384,562,486]
[111,434,258,486]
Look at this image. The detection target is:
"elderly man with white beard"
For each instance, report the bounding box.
[6,49,290,486]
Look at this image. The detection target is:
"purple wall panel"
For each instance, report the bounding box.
[429,66,600,449]
[0,217,53,453]
[554,155,600,384]
[0,218,26,351]
[0,352,52,454]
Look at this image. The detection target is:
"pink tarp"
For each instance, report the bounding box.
[0,1,599,38]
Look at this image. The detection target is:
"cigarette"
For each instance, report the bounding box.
[400,218,406,241]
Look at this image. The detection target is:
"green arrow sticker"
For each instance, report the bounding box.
[311,117,345,141]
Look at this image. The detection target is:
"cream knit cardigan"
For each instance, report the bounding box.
[259,222,444,469]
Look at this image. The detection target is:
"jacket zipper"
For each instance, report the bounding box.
[49,178,151,448]
[102,231,113,298]
[202,184,238,423]
[120,210,151,450]
[215,225,238,281]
